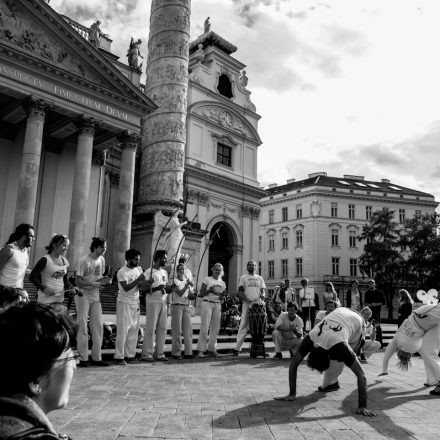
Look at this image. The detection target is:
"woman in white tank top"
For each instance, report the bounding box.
[29,234,74,304]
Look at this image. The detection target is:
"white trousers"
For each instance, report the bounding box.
[419,324,440,385]
[197,300,221,352]
[142,300,167,358]
[272,330,302,354]
[75,295,103,362]
[235,301,250,351]
[114,301,140,360]
[171,304,193,356]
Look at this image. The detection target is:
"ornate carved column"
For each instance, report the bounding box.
[113,132,141,265]
[137,0,191,213]
[14,97,48,226]
[67,117,95,271]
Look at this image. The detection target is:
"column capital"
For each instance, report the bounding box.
[77,116,96,136]
[23,96,50,120]
[117,131,141,151]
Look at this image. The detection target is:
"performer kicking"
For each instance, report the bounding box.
[380,303,440,395]
[276,307,375,417]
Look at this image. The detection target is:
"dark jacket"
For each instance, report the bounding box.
[0,395,71,440]
[345,289,363,309]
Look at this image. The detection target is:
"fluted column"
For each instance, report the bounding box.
[14,97,48,226]
[137,0,191,213]
[113,132,140,266]
[68,117,95,271]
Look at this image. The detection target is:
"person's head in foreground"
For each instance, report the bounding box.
[360,306,373,323]
[0,302,77,413]
[325,300,338,314]
[0,285,28,311]
[286,302,299,320]
[396,349,412,371]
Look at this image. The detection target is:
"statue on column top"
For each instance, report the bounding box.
[88,20,108,49]
[204,17,211,33]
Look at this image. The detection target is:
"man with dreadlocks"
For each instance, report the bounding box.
[380,303,440,395]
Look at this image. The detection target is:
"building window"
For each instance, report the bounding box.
[349,230,357,248]
[269,210,274,224]
[349,204,355,219]
[258,261,261,275]
[296,229,303,248]
[331,228,339,246]
[282,207,288,222]
[296,258,303,277]
[268,233,275,251]
[366,206,372,220]
[350,258,357,277]
[331,202,338,218]
[332,257,340,276]
[399,209,405,223]
[268,260,274,278]
[415,210,421,219]
[258,236,262,252]
[281,259,288,277]
[296,204,302,219]
[217,143,232,167]
[217,73,233,98]
[281,231,288,249]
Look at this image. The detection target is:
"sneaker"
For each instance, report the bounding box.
[170,354,183,360]
[429,385,440,395]
[115,359,127,366]
[273,352,282,359]
[140,355,155,362]
[231,349,239,356]
[197,351,205,358]
[125,357,139,364]
[78,360,89,368]
[155,356,168,362]
[207,351,220,357]
[318,382,340,392]
[90,360,109,367]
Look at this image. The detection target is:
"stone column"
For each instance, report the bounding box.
[113,132,141,267]
[14,97,48,226]
[137,0,191,214]
[67,117,95,271]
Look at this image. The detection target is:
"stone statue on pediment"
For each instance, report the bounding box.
[194,43,205,63]
[239,70,248,88]
[204,17,211,33]
[88,20,108,49]
[127,37,143,70]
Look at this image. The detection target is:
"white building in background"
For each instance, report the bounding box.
[259,172,438,306]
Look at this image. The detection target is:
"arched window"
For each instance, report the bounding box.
[217,73,233,98]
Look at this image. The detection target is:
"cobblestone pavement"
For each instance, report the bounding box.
[51,351,440,440]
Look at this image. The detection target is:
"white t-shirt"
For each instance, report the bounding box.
[238,273,266,303]
[274,312,303,338]
[117,265,142,306]
[0,243,29,289]
[144,267,168,303]
[309,307,365,350]
[202,276,226,302]
[77,254,105,301]
[171,277,191,305]
[37,255,69,304]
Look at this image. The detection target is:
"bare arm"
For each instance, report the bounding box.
[173,279,194,297]
[199,282,209,297]
[348,358,375,416]
[0,246,13,272]
[380,338,397,375]
[274,352,304,401]
[119,272,146,292]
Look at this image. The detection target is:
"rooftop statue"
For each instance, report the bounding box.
[127,37,143,70]
[88,20,108,49]
[204,17,211,33]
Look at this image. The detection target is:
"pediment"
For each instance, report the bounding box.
[0,0,155,110]
[189,101,262,145]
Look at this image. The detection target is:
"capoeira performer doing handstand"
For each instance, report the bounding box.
[380,303,440,395]
[276,307,376,416]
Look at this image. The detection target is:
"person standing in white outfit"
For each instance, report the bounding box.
[114,248,146,365]
[29,234,77,305]
[141,250,170,362]
[233,260,266,355]
[75,236,111,367]
[197,263,226,358]
[170,263,195,359]
[0,223,35,301]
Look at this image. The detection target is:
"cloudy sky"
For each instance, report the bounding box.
[53,0,440,202]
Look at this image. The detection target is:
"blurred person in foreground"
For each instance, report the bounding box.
[0,302,77,439]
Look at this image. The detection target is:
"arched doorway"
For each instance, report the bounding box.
[208,222,234,288]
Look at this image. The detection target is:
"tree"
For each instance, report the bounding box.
[357,210,404,318]
[400,212,440,290]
